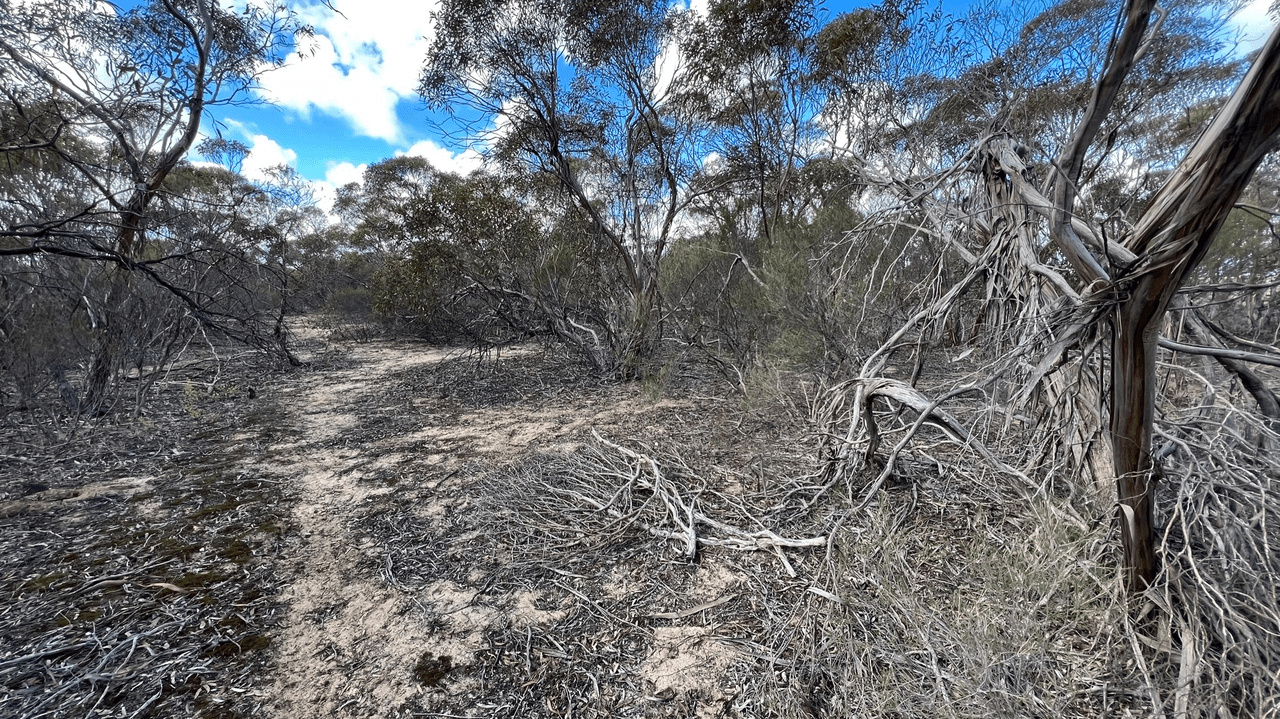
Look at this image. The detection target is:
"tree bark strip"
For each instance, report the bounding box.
[1108,22,1280,590]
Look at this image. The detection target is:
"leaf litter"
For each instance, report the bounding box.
[3,325,1152,718]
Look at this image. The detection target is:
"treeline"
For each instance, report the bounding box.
[331,0,1278,388]
[5,0,1273,417]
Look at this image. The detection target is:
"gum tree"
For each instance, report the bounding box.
[0,0,306,412]
[420,0,712,375]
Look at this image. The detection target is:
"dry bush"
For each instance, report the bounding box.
[1145,385,1280,716]
[0,242,297,441]
[451,423,1175,718]
[763,495,1130,718]
[809,337,1280,717]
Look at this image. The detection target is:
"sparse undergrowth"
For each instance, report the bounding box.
[0,344,308,718]
[365,432,1135,718]
[1,331,1273,719]
[348,347,1147,718]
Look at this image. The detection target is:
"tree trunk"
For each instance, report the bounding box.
[1111,287,1163,590]
[1106,24,1280,590]
[84,200,146,412]
[617,274,663,379]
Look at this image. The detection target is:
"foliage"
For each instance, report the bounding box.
[0,0,309,424]
[421,0,713,375]
[335,156,615,347]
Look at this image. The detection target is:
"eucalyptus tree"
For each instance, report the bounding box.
[814,0,1256,567]
[420,0,713,375]
[662,0,929,375]
[0,0,306,415]
[336,156,512,332]
[808,0,1278,710]
[684,0,829,253]
[336,156,613,347]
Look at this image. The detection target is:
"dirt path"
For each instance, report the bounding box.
[248,339,773,718]
[0,332,1172,718]
[260,345,451,717]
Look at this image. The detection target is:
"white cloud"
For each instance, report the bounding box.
[1232,0,1276,54]
[325,160,367,187]
[255,0,439,142]
[191,122,358,221]
[309,160,369,217]
[399,139,484,175]
[309,144,482,218]
[241,134,298,181]
[653,35,684,102]
[310,184,339,217]
[650,1,710,103]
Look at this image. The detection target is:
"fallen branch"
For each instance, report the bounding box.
[591,430,825,572]
[816,377,1035,505]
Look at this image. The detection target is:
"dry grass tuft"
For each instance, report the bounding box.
[1146,400,1280,718]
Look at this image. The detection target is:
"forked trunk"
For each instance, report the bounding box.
[1106,25,1280,590]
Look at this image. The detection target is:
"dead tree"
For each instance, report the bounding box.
[814,2,1280,711]
[821,0,1279,589]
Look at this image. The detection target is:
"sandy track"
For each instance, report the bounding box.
[251,339,760,718]
[264,345,447,717]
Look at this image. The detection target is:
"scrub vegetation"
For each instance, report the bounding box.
[2,0,1278,717]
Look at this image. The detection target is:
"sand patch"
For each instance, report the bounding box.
[690,563,742,602]
[399,397,697,465]
[511,590,567,627]
[641,625,736,713]
[0,476,153,517]
[414,580,503,664]
[260,360,437,717]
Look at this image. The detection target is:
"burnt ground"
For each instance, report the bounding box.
[1,325,1132,719]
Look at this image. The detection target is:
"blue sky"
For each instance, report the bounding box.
[205,0,1276,212]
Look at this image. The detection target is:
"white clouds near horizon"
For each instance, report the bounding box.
[324,161,367,188]
[399,140,484,176]
[310,161,368,217]
[201,122,484,220]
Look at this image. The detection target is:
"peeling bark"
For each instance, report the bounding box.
[1105,23,1280,589]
